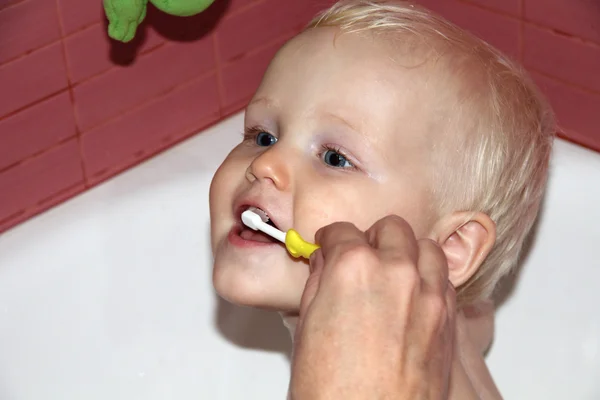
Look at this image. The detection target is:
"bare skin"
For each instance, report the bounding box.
[209,27,503,399]
[289,217,502,399]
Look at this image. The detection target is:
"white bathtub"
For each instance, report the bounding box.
[0,113,598,399]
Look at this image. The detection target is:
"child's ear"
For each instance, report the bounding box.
[431,212,496,287]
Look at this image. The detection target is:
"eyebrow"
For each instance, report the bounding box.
[321,111,362,136]
[248,97,360,132]
[247,98,374,150]
[320,110,381,159]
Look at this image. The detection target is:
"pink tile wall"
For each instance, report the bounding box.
[0,0,598,233]
[423,0,600,152]
[0,0,61,64]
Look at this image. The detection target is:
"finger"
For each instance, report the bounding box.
[314,221,368,259]
[416,238,449,294]
[365,215,418,265]
[296,249,325,337]
[300,249,325,313]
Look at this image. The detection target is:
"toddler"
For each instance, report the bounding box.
[209,0,554,395]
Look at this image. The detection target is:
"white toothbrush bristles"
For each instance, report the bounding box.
[247,206,269,222]
[241,210,286,243]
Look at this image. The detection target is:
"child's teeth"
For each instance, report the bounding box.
[248,206,269,223]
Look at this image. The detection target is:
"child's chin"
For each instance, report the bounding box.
[212,252,306,311]
[216,285,301,312]
[212,266,302,311]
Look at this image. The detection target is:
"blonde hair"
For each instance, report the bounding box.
[307,0,555,305]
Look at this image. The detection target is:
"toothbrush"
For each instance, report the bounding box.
[241,209,320,259]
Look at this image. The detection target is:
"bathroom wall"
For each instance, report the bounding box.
[1,0,598,233]
[421,0,600,152]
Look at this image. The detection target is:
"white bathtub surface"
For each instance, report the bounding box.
[0,113,599,399]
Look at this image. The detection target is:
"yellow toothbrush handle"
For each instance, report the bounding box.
[285,229,320,259]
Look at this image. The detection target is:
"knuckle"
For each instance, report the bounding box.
[316,221,355,242]
[340,243,378,267]
[385,266,420,299]
[331,244,378,283]
[382,214,408,225]
[331,221,356,231]
[397,264,420,288]
[376,215,412,234]
[386,253,420,276]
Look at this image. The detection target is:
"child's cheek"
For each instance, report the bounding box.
[297,188,372,239]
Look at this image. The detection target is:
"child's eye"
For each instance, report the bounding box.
[243,126,277,147]
[321,146,354,169]
[256,131,277,147]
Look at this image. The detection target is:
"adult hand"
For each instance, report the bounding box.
[289,215,458,400]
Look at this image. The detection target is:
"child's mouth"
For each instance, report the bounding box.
[239,228,277,243]
[233,206,281,245]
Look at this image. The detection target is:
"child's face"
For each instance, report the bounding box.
[210,27,441,311]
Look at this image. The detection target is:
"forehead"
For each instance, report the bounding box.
[253,27,439,155]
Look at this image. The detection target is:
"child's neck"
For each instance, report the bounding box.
[279,312,299,342]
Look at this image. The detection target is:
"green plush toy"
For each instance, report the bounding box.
[104,0,216,42]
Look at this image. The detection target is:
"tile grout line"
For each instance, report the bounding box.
[456,0,521,20]
[85,111,222,185]
[528,68,600,97]
[54,0,89,187]
[0,0,25,12]
[68,42,168,89]
[220,31,294,68]
[0,66,217,146]
[0,0,266,69]
[0,182,86,234]
[0,41,211,127]
[0,70,217,177]
[221,0,265,21]
[212,33,226,116]
[0,88,70,123]
[0,21,160,70]
[0,77,222,232]
[520,0,525,19]
[0,38,63,69]
[12,20,600,132]
[1,2,599,71]
[440,0,600,48]
[0,135,78,175]
[78,69,219,135]
[518,0,524,61]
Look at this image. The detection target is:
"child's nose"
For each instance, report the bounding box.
[245,147,291,191]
